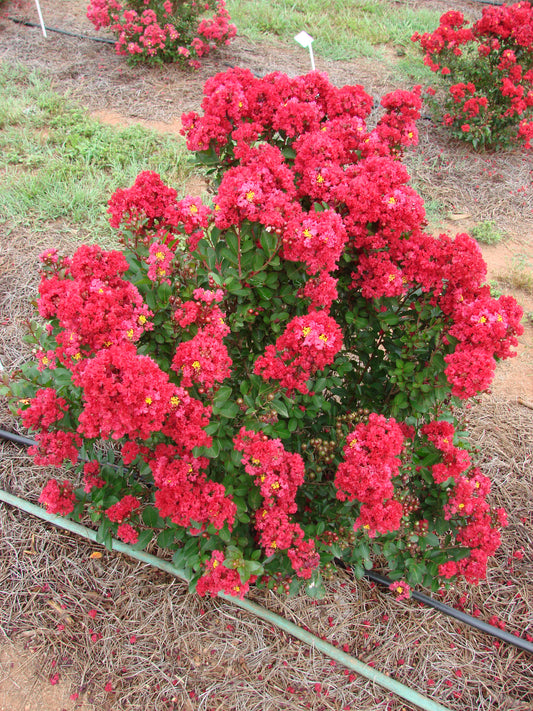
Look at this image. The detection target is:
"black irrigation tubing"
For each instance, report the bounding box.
[9,17,116,44]
[363,570,533,656]
[1,426,532,655]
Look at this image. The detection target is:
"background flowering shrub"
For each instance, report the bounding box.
[86,0,236,67]
[412,3,533,149]
[11,68,524,600]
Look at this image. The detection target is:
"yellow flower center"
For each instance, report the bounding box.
[303,228,312,238]
[127,329,134,339]
[388,196,396,205]
[479,316,487,324]
[192,360,201,370]
[271,541,277,549]
[397,586,403,594]
[458,503,465,509]
[252,458,261,465]
[42,356,49,365]
[496,314,503,322]
[271,482,280,490]
[170,396,180,407]
[316,174,325,184]
[215,204,221,211]
[155,251,165,261]
[213,560,219,568]
[138,315,147,325]
[388,274,396,282]
[246,190,255,202]
[319,334,328,342]
[302,327,311,337]
[73,353,82,361]
[190,204,198,214]
[145,396,152,405]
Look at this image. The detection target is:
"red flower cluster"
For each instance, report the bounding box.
[440,467,507,583]
[151,446,236,532]
[234,428,319,579]
[87,0,236,67]
[421,420,471,484]
[108,170,211,249]
[39,479,76,515]
[335,414,405,537]
[38,244,152,360]
[18,388,69,432]
[254,311,343,396]
[106,494,141,522]
[72,343,176,441]
[196,550,252,599]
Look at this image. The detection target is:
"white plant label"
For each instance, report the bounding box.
[294,31,315,71]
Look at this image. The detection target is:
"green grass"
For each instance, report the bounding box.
[471,220,504,246]
[227,0,440,70]
[0,64,194,236]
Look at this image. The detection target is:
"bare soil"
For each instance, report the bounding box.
[1,1,532,710]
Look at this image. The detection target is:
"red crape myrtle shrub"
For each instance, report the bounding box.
[10,68,524,602]
[87,0,236,67]
[412,3,533,149]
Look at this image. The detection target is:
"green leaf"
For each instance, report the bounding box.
[142,505,162,528]
[239,559,264,583]
[270,399,289,418]
[214,401,239,419]
[157,528,176,548]
[213,385,232,406]
[131,529,153,551]
[260,230,278,255]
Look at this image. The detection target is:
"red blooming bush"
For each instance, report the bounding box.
[86,0,236,67]
[10,68,524,600]
[412,3,533,149]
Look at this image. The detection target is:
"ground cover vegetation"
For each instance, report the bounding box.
[0,64,192,234]
[7,65,524,600]
[226,0,441,66]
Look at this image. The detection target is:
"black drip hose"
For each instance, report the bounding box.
[363,571,533,655]
[9,17,116,44]
[0,428,36,448]
[0,427,531,654]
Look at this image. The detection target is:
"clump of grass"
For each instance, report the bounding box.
[496,256,533,296]
[502,266,533,295]
[471,220,504,245]
[0,63,194,236]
